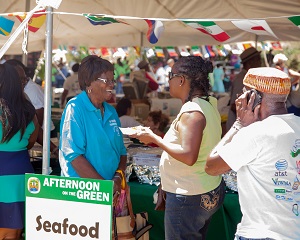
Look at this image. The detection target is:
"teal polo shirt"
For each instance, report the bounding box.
[59,91,127,179]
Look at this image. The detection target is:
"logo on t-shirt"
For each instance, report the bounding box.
[274,159,288,176]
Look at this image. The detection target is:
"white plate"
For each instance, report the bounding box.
[119,127,139,135]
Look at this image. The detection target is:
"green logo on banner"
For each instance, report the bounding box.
[25,174,113,205]
[274,188,286,194]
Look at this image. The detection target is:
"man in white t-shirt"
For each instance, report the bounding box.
[206,67,300,240]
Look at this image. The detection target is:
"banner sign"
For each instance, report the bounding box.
[25,174,113,240]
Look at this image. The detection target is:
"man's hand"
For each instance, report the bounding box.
[235,91,260,127]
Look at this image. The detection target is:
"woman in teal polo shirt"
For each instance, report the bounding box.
[59,55,127,196]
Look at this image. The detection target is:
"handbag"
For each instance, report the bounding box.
[154,184,166,211]
[113,183,153,239]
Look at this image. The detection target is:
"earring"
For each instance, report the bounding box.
[87,89,91,94]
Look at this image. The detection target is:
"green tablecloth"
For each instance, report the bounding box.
[128,181,242,240]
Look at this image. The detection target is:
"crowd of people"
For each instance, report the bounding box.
[1,46,300,240]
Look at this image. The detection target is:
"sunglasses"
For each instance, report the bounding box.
[97,78,116,85]
[168,71,183,81]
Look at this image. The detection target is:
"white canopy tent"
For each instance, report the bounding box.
[1,0,300,54]
[1,0,300,174]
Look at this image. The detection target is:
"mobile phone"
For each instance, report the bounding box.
[246,89,262,111]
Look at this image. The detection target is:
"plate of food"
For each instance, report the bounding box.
[119,126,147,136]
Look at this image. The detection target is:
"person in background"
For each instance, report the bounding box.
[229,68,236,83]
[226,47,261,132]
[164,59,175,91]
[222,67,231,92]
[154,61,167,91]
[54,60,70,88]
[116,98,140,128]
[212,63,225,93]
[131,60,159,93]
[130,56,225,239]
[114,58,128,94]
[61,63,81,107]
[5,59,59,157]
[0,63,39,240]
[206,67,300,240]
[143,110,170,147]
[266,49,274,67]
[273,55,300,116]
[59,55,127,197]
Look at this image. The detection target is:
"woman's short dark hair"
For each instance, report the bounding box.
[78,55,114,91]
[0,63,35,142]
[173,56,213,102]
[116,98,132,117]
[148,110,170,132]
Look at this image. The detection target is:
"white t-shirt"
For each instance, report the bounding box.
[24,79,55,131]
[155,67,167,85]
[119,115,140,128]
[218,114,300,239]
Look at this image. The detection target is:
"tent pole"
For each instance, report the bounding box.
[255,35,258,49]
[42,6,53,175]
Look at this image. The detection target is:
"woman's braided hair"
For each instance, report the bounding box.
[174,56,213,102]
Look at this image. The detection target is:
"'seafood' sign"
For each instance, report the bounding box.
[25,174,113,240]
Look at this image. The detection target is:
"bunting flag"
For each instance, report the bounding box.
[191,46,202,56]
[204,45,215,57]
[59,45,67,51]
[79,46,89,58]
[231,20,277,38]
[271,41,283,50]
[183,21,230,42]
[84,14,127,26]
[154,46,165,58]
[0,17,15,36]
[178,46,190,56]
[16,9,46,32]
[166,47,178,57]
[288,16,300,28]
[145,19,164,44]
[89,47,100,55]
[260,41,269,50]
[101,47,110,57]
[215,45,227,56]
[133,46,141,56]
[242,43,253,50]
[69,46,77,52]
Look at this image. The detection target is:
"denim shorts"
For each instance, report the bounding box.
[164,180,225,240]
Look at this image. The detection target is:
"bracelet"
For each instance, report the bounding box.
[232,120,243,131]
[113,175,122,181]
